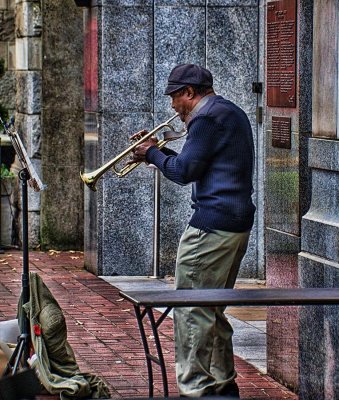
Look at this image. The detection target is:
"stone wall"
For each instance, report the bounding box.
[83,0,262,278]
[15,0,42,247]
[0,0,15,115]
[40,0,84,249]
[1,0,84,250]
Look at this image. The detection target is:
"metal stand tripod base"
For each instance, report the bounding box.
[3,168,31,376]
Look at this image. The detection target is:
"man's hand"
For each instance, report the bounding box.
[131,137,158,163]
[129,129,149,141]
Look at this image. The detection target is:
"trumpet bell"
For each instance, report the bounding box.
[80,171,97,192]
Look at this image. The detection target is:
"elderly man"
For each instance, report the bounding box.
[133,64,255,398]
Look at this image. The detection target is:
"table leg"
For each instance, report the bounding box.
[133,305,172,397]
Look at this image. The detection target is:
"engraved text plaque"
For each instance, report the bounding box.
[267,0,296,107]
[272,117,291,148]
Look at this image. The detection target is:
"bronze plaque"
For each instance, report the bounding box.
[272,117,291,148]
[267,0,297,107]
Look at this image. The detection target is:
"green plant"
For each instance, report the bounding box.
[0,102,8,122]
[0,58,5,78]
[0,163,15,178]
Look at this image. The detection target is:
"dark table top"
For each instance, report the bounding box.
[119,288,339,308]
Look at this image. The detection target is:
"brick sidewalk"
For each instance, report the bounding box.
[0,250,298,399]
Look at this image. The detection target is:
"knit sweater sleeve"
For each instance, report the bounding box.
[146,116,223,185]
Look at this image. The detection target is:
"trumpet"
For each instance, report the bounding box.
[80,113,186,191]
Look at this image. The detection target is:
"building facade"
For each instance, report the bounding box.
[0,0,84,249]
[0,0,338,397]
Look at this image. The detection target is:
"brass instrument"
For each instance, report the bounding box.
[80,113,186,191]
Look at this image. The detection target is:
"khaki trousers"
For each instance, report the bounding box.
[174,225,250,397]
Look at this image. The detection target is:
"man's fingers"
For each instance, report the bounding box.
[130,129,148,141]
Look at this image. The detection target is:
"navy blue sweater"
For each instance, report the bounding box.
[146,95,255,233]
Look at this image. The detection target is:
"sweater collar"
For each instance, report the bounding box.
[185,94,218,127]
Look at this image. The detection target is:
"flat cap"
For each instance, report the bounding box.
[164,64,213,95]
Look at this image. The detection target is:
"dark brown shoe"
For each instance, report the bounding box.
[219,381,240,398]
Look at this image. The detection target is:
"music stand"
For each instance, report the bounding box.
[0,136,4,254]
[0,116,46,376]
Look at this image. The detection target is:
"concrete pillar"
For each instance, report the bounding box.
[298,0,339,397]
[40,0,84,249]
[265,0,313,391]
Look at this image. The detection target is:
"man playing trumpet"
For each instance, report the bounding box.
[132,64,255,399]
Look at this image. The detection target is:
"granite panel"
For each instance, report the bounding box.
[266,228,299,288]
[301,219,339,263]
[304,169,339,220]
[266,179,300,389]
[266,131,300,235]
[239,229,258,278]
[207,6,258,115]
[299,303,325,399]
[298,0,313,133]
[99,0,153,5]
[298,252,325,288]
[154,6,206,112]
[308,138,339,172]
[299,133,312,217]
[155,0,205,5]
[208,1,257,7]
[101,176,154,276]
[298,254,339,399]
[267,306,299,391]
[101,6,153,113]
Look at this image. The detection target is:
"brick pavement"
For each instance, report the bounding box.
[0,250,298,399]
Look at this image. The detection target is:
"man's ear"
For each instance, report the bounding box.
[186,86,195,99]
